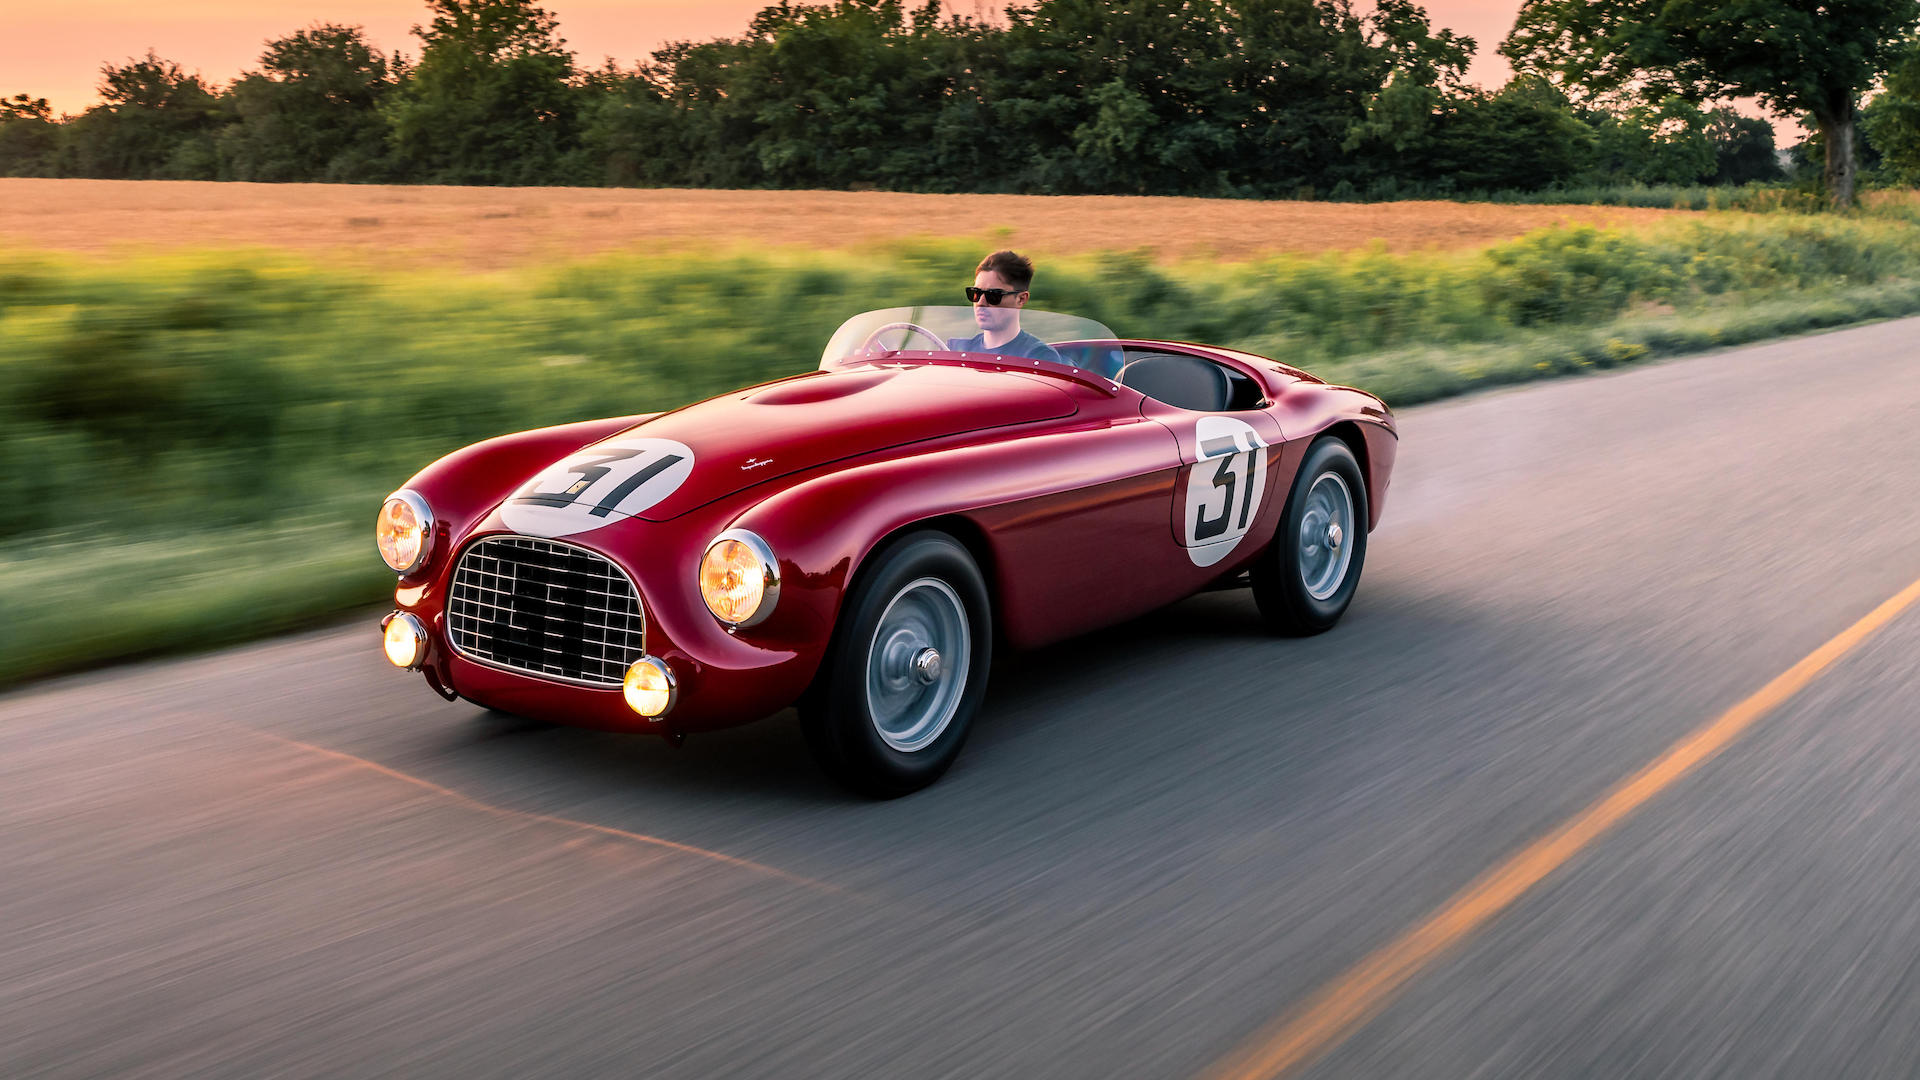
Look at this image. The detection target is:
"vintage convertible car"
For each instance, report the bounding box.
[375,307,1396,796]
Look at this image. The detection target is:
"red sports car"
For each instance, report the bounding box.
[375,307,1397,796]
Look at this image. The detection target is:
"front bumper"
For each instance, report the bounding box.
[389,524,827,734]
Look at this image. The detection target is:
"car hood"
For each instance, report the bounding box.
[511,364,1079,526]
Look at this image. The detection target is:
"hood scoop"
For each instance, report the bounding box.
[743,371,893,406]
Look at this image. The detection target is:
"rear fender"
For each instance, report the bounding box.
[1270,386,1397,531]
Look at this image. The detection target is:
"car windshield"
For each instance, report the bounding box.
[821,307,1119,373]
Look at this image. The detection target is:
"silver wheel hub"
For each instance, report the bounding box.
[866,578,970,753]
[1298,471,1356,601]
[912,647,943,685]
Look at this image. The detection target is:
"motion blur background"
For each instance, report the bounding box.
[3,0,1918,684]
[6,4,1920,1079]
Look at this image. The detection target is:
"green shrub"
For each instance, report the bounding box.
[1476,181,1832,212]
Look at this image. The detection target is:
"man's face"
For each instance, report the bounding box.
[971,269,1028,333]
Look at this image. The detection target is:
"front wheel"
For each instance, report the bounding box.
[1252,437,1369,635]
[801,532,992,798]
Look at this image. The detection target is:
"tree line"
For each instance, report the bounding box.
[2,0,1916,200]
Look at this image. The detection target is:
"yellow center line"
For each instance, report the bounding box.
[1205,573,1920,1080]
[241,727,847,895]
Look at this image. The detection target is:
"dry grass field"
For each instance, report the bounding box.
[0,179,1684,268]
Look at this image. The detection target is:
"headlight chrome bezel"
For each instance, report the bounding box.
[381,610,429,671]
[377,488,436,575]
[622,656,678,717]
[699,528,781,628]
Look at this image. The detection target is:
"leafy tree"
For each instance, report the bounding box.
[1,94,52,122]
[5,0,1841,197]
[1341,0,1476,191]
[383,0,581,184]
[1501,0,1920,206]
[613,2,971,190]
[64,52,222,178]
[1582,96,1716,185]
[577,62,683,186]
[0,94,60,176]
[222,25,401,181]
[1862,37,1920,183]
[1704,107,1782,184]
[1221,0,1384,196]
[993,0,1247,195]
[729,1,964,190]
[1435,77,1591,192]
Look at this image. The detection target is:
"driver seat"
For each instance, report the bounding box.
[1116,353,1232,412]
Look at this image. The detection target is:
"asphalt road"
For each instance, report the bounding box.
[5,319,1920,1080]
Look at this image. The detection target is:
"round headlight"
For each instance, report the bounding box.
[382,611,428,670]
[377,490,434,574]
[699,529,780,627]
[623,656,677,717]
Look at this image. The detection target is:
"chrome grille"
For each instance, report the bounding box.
[447,536,644,686]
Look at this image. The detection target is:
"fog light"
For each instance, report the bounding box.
[623,656,677,717]
[382,611,428,670]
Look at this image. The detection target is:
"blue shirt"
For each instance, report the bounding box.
[946,330,1064,365]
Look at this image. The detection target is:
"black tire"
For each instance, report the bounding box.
[1252,437,1369,635]
[800,531,993,798]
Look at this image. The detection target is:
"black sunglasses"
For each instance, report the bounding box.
[965,286,1026,306]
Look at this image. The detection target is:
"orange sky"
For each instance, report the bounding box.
[3,1,1529,117]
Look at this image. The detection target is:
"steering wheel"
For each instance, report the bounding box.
[859,321,949,357]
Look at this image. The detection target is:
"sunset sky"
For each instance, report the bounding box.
[4,0,1530,117]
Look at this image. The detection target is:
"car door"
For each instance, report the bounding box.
[1140,395,1288,571]
[963,389,1202,649]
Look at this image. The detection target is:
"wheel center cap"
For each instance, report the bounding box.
[912,647,943,685]
[1326,523,1343,550]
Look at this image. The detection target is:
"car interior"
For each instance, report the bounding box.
[1114,349,1266,412]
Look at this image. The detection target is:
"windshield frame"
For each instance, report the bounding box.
[823,306,1115,361]
[825,342,1128,394]
[819,306,1127,392]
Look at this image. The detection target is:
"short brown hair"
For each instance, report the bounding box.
[976,250,1034,292]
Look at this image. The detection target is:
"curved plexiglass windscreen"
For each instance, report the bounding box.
[821,307,1120,374]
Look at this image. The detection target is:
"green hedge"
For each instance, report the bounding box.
[4,209,1918,685]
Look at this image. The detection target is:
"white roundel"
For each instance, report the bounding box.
[500,439,696,538]
[1183,416,1268,567]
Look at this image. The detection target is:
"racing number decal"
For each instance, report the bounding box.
[500,438,696,538]
[1182,416,1268,567]
[512,448,679,517]
[1193,453,1259,541]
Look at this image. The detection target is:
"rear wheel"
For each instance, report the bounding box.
[801,532,992,798]
[1252,437,1368,635]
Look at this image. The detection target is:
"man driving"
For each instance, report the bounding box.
[947,250,1064,364]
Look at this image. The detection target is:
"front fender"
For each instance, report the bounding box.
[393,414,658,584]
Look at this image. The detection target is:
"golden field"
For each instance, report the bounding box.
[0,179,1683,268]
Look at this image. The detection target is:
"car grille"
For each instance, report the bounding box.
[447,536,645,686]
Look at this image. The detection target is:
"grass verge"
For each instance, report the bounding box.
[1317,278,1920,404]
[0,516,387,687]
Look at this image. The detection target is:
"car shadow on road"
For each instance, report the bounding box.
[412,579,1512,827]
[348,574,1642,913]
[425,588,1279,799]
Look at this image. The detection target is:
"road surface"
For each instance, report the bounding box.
[5,318,1919,1078]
